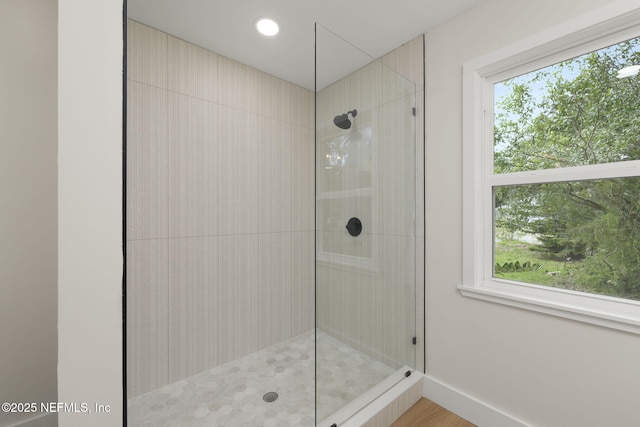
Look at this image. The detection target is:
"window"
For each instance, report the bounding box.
[461,3,640,334]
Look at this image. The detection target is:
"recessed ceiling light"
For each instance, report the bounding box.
[256,18,279,37]
[617,65,640,78]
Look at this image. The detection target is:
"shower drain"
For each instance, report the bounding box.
[263,391,279,403]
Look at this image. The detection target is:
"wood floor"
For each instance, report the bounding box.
[391,398,476,427]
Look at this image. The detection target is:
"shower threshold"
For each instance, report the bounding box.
[318,366,421,427]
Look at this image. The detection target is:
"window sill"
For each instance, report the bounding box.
[458,279,640,335]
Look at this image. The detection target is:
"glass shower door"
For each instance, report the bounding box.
[315,23,417,425]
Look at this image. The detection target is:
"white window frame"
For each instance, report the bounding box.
[460,2,640,334]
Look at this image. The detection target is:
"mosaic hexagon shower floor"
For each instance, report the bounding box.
[127,330,395,426]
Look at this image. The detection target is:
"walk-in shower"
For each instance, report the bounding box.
[125,11,424,426]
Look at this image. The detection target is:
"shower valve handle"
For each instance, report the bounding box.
[346,217,362,237]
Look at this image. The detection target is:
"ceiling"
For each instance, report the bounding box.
[127,0,484,90]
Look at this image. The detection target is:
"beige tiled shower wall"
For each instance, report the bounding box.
[126,20,315,398]
[383,36,426,374]
[316,36,424,370]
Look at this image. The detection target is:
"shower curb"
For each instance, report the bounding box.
[317,369,423,427]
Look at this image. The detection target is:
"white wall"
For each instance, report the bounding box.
[424,0,640,426]
[57,0,123,426]
[0,1,58,426]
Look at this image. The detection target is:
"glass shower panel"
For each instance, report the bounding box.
[315,24,417,425]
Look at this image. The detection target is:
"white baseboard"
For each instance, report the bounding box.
[6,413,57,427]
[423,375,529,427]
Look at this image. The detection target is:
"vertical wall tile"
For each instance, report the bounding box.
[257,71,315,128]
[218,106,259,235]
[168,237,219,381]
[258,72,286,121]
[291,84,315,130]
[348,257,384,360]
[315,89,332,140]
[416,89,425,240]
[291,231,315,336]
[127,81,169,240]
[381,35,425,90]
[258,233,293,348]
[126,239,169,398]
[381,59,416,107]
[258,117,292,233]
[315,249,352,337]
[291,126,315,232]
[315,33,424,373]
[218,235,259,363]
[380,95,416,237]
[128,22,317,397]
[315,263,330,332]
[168,36,219,102]
[415,236,425,373]
[167,93,219,238]
[127,20,167,88]
[218,56,258,113]
[351,61,383,114]
[381,234,416,368]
